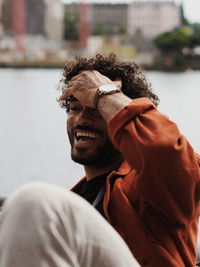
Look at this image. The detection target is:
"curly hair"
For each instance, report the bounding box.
[61,53,159,106]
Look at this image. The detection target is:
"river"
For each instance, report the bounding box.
[0,68,200,196]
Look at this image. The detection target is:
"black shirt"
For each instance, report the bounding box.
[74,173,108,218]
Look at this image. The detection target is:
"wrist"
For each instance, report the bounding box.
[97,92,132,122]
[94,84,121,109]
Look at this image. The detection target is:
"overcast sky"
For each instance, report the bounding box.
[62,0,200,23]
[176,0,200,23]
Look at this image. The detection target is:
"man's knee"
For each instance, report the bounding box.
[0,182,79,236]
[0,182,138,267]
[3,182,70,213]
[0,183,83,267]
[0,182,80,247]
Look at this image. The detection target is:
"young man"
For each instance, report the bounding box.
[0,54,199,267]
[58,54,200,266]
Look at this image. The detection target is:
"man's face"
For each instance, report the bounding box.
[66,100,117,166]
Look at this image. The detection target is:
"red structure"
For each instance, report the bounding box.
[12,0,26,52]
[79,2,89,49]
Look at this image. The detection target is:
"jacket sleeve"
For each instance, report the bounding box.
[108,97,200,226]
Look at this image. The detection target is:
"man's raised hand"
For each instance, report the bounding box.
[58,70,121,109]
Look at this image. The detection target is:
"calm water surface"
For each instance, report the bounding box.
[0,69,200,196]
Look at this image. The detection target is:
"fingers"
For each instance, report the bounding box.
[70,72,83,82]
[57,74,122,102]
[58,74,85,101]
[58,74,86,102]
[58,87,73,101]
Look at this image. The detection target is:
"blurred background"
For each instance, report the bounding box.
[0,0,200,196]
[0,0,200,68]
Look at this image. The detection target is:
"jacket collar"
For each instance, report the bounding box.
[114,160,131,176]
[71,160,131,191]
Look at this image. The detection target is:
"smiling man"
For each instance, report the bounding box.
[58,54,200,266]
[67,97,121,168]
[67,96,124,181]
[0,54,199,267]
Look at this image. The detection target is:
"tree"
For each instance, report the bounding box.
[180,3,189,26]
[154,29,190,68]
[92,24,107,36]
[118,25,126,35]
[154,25,200,69]
[189,23,200,49]
[63,12,79,41]
[154,30,190,52]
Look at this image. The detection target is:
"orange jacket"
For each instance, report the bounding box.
[72,98,200,266]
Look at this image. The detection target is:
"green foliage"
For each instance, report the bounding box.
[154,30,190,51]
[189,23,200,48]
[63,12,79,41]
[189,33,200,48]
[174,53,186,67]
[154,24,200,69]
[118,25,126,35]
[179,26,193,37]
[180,4,189,26]
[192,23,200,34]
[92,24,107,36]
[154,23,200,53]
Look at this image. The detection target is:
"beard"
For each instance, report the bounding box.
[69,134,120,167]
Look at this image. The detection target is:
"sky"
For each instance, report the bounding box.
[176,0,200,23]
[61,0,200,23]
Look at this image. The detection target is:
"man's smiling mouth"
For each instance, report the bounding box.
[75,131,99,141]
[73,126,102,144]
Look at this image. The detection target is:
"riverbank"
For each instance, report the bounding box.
[1,60,200,72]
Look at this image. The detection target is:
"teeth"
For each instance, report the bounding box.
[76,131,98,139]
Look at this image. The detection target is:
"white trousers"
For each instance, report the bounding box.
[0,182,139,267]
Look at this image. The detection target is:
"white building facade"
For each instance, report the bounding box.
[44,0,64,41]
[128,0,181,39]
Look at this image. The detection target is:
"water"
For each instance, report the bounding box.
[0,69,200,196]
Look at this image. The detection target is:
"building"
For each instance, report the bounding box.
[0,0,4,38]
[64,2,89,48]
[2,0,45,36]
[65,1,180,39]
[1,0,64,47]
[128,1,181,39]
[64,3,128,36]
[90,4,128,35]
[1,0,12,36]
[1,0,181,52]
[44,0,64,41]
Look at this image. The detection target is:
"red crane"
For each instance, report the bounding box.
[79,1,89,49]
[12,0,26,52]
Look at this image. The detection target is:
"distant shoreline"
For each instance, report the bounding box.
[1,63,199,72]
